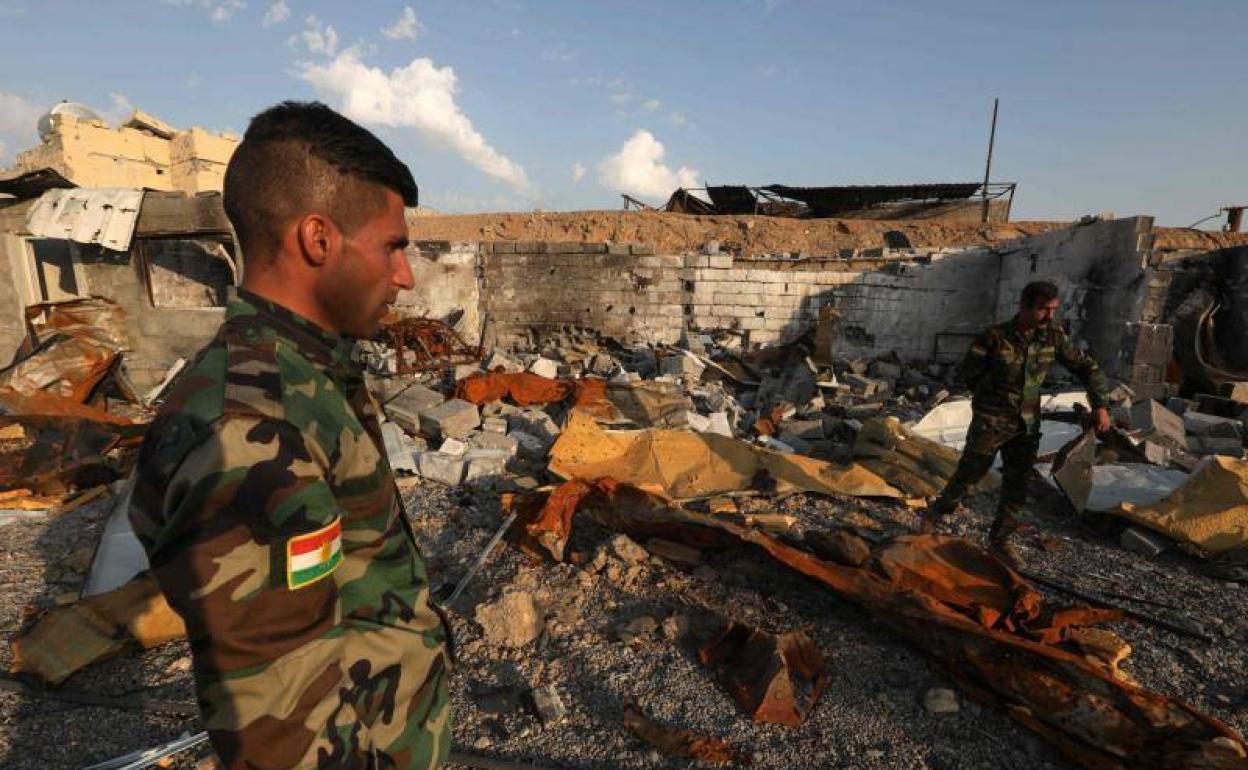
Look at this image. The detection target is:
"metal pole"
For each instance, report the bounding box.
[981,97,999,224]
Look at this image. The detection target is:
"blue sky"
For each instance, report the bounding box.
[0,1,1244,226]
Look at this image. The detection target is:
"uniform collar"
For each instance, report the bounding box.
[225,287,357,372]
[1007,314,1055,344]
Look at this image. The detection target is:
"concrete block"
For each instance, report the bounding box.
[464,448,510,484]
[708,255,733,269]
[1183,411,1243,439]
[508,410,561,443]
[482,416,508,434]
[419,398,481,440]
[470,431,519,458]
[1119,526,1168,557]
[417,452,466,486]
[528,357,560,379]
[1129,400,1188,452]
[386,383,445,414]
[705,412,734,437]
[660,353,706,381]
[509,430,549,461]
[682,412,711,432]
[380,422,419,475]
[438,437,468,456]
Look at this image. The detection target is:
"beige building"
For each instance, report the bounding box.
[3,107,238,194]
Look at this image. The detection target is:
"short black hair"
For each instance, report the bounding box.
[223,101,418,262]
[1020,280,1060,307]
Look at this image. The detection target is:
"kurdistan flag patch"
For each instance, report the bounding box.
[286,518,343,589]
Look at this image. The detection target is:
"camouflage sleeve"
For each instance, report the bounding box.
[958,330,994,391]
[148,414,356,769]
[1055,332,1111,408]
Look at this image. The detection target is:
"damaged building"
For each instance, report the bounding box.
[2,107,1248,769]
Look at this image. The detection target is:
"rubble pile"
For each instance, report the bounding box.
[0,294,1247,768]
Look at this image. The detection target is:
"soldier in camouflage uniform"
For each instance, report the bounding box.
[922,280,1111,566]
[129,102,451,769]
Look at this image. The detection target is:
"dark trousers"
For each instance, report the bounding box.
[933,413,1041,541]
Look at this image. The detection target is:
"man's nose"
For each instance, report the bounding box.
[392,251,415,290]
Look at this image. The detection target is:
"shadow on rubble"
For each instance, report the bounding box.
[1,495,196,770]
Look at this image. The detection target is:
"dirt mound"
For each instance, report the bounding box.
[407,210,1248,257]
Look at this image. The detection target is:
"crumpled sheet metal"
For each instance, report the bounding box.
[697,621,828,727]
[25,187,144,251]
[11,572,186,685]
[455,372,614,419]
[380,316,480,373]
[623,704,752,766]
[0,298,129,403]
[516,478,1248,769]
[853,416,996,499]
[1115,455,1248,555]
[550,410,902,500]
[0,407,143,495]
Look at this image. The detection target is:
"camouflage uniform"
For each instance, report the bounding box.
[929,316,1110,544]
[129,288,451,770]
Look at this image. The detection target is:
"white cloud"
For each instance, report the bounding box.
[381,6,420,40]
[597,129,697,200]
[571,162,586,183]
[103,92,135,125]
[541,43,575,63]
[668,111,691,127]
[262,0,289,26]
[0,90,45,163]
[161,0,245,23]
[299,51,530,191]
[641,99,661,113]
[295,14,338,56]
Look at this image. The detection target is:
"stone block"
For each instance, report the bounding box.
[708,255,733,269]
[419,398,481,440]
[464,448,510,483]
[481,416,508,434]
[528,356,560,379]
[380,422,419,475]
[509,430,549,461]
[417,452,466,486]
[660,353,705,381]
[470,431,519,458]
[483,350,524,373]
[1129,400,1188,452]
[705,412,734,437]
[386,383,445,414]
[508,410,561,444]
[1184,411,1243,439]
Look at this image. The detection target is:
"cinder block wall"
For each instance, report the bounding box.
[476,217,1166,372]
[478,241,1001,360]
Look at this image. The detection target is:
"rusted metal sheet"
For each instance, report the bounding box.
[623,704,752,766]
[455,372,613,420]
[697,620,828,727]
[379,316,480,373]
[0,298,129,403]
[512,478,1248,769]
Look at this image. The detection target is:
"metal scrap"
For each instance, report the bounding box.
[0,297,129,403]
[511,477,1248,770]
[379,316,481,373]
[623,704,753,766]
[697,620,828,727]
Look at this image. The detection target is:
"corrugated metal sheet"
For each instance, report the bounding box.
[25,188,144,252]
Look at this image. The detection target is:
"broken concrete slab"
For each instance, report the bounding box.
[417,451,466,486]
[527,356,560,379]
[660,352,706,381]
[1129,399,1189,453]
[419,398,481,440]
[381,421,420,476]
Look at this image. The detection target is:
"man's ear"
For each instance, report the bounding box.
[295,213,339,267]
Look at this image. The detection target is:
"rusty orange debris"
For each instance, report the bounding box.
[511,478,1248,770]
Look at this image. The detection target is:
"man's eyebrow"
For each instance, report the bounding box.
[390,236,410,249]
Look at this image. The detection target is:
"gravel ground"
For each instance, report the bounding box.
[0,469,1245,769]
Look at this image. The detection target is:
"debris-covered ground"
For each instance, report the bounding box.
[1,291,1247,769]
[1,471,1247,768]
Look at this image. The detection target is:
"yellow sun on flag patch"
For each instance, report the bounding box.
[286,518,343,590]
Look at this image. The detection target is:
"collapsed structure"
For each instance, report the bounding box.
[1,107,1247,768]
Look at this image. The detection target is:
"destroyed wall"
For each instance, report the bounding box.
[397,241,482,344]
[5,113,238,194]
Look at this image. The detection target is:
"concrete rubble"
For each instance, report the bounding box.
[0,151,1247,767]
